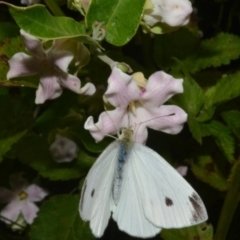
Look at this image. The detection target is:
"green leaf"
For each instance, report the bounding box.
[205,72,240,108]
[155,31,240,73]
[0,22,19,41]
[190,155,227,191]
[222,110,240,139]
[14,134,95,181]
[3,3,95,44]
[203,121,235,163]
[86,0,145,46]
[0,96,34,162]
[0,36,39,87]
[161,223,213,240]
[30,195,95,240]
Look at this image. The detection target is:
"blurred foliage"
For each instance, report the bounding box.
[0,0,240,240]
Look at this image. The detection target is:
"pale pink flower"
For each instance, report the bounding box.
[21,0,40,5]
[7,30,95,104]
[0,173,48,224]
[176,166,188,176]
[143,0,193,27]
[85,65,187,143]
[50,135,78,163]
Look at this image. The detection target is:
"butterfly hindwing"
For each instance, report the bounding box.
[131,143,208,229]
[112,152,161,238]
[79,141,119,237]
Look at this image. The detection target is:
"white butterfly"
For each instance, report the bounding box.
[79,127,208,238]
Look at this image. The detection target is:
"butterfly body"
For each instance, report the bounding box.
[79,128,208,238]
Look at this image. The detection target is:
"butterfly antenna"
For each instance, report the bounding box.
[93,120,118,140]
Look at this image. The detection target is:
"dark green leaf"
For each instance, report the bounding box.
[30,195,95,240]
[14,133,95,180]
[0,22,19,41]
[222,110,240,139]
[205,72,240,108]
[190,155,227,191]
[86,0,145,46]
[161,223,213,240]
[0,96,34,162]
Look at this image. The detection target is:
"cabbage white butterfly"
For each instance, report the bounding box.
[79,126,208,238]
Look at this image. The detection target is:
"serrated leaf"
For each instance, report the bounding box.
[161,223,213,240]
[0,36,39,87]
[203,121,235,163]
[205,72,240,108]
[86,0,145,46]
[0,96,34,162]
[155,31,240,73]
[190,155,227,191]
[30,195,95,240]
[13,134,95,181]
[171,64,204,116]
[222,110,240,139]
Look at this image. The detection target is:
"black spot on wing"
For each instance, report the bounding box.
[91,189,95,197]
[80,181,87,211]
[165,197,173,206]
[189,193,206,222]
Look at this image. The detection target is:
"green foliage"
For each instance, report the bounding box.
[190,155,227,191]
[161,223,213,240]
[29,195,95,240]
[0,22,19,41]
[0,95,34,162]
[222,110,240,139]
[155,30,240,73]
[86,0,145,46]
[13,133,95,181]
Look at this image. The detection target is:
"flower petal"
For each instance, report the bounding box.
[20,30,45,58]
[105,67,141,108]
[24,184,48,202]
[21,201,39,224]
[84,108,127,142]
[140,71,183,108]
[0,188,15,203]
[7,53,40,79]
[59,72,81,93]
[145,105,188,134]
[176,166,188,176]
[35,74,62,104]
[0,200,23,223]
[49,50,74,72]
[79,82,96,95]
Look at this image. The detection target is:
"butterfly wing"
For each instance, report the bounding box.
[79,141,119,237]
[112,151,161,238]
[131,143,208,229]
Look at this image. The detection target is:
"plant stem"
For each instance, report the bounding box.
[214,160,240,240]
[44,0,65,16]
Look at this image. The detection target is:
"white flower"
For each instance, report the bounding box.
[7,30,96,104]
[50,135,78,163]
[143,0,193,27]
[0,173,48,225]
[85,65,187,143]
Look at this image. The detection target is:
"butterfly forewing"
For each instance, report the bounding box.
[131,143,208,229]
[79,141,119,237]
